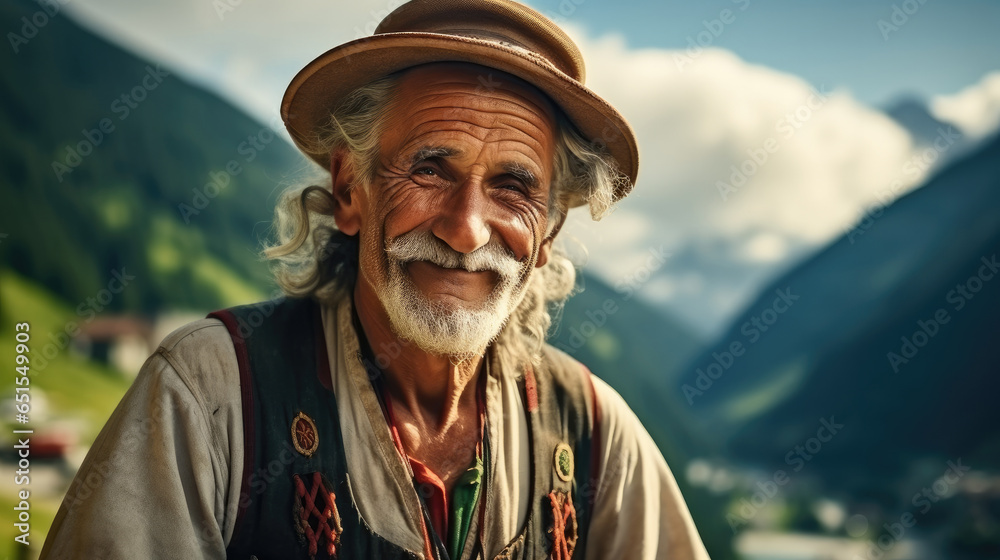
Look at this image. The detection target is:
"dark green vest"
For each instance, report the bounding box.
[209,297,600,560]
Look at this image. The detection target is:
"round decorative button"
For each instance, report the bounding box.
[554,442,574,482]
[291,411,319,457]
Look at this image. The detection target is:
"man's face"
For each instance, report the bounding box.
[340,62,559,357]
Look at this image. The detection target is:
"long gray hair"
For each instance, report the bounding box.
[264,71,629,363]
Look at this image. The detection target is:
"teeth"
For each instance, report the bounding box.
[411,258,493,273]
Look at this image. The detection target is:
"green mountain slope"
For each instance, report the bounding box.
[0,269,133,441]
[676,129,1000,552]
[0,0,308,313]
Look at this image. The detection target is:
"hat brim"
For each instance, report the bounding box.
[281,32,638,205]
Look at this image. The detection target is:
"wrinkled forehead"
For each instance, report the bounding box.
[390,62,559,136]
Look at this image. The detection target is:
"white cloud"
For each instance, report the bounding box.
[566,27,917,244]
[558,27,924,331]
[742,232,790,264]
[930,71,1000,142]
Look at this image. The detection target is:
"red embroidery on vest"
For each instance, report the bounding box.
[525,366,539,412]
[547,489,578,559]
[293,472,342,558]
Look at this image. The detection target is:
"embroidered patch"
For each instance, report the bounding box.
[546,489,579,559]
[293,472,342,559]
[291,411,319,457]
[554,443,574,482]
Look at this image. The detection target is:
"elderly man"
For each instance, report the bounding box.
[41,1,708,559]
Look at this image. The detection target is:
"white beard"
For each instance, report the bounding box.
[376,231,529,359]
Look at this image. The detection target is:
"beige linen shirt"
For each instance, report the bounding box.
[40,295,709,559]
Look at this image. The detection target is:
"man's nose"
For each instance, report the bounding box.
[432,181,491,254]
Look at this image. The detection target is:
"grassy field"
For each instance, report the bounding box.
[0,270,134,556]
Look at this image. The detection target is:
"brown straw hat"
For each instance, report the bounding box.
[281,0,639,204]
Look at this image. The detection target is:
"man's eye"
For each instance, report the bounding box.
[414,167,437,176]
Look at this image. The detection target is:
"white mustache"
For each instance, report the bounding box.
[385,231,523,279]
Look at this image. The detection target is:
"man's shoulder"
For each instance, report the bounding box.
[158,317,231,354]
[531,342,595,419]
[535,343,607,408]
[150,316,240,409]
[150,297,323,406]
[161,297,313,352]
[536,343,648,441]
[537,342,587,380]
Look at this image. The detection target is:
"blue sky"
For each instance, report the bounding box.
[531,0,1000,106]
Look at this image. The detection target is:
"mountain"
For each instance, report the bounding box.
[0,0,308,314]
[885,96,965,149]
[678,128,1000,497]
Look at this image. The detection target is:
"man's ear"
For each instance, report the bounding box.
[330,150,362,236]
[535,208,568,268]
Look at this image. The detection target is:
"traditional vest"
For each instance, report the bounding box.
[209,297,601,560]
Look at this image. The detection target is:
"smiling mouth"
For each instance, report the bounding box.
[412,260,486,274]
[425,260,464,270]
[404,260,501,285]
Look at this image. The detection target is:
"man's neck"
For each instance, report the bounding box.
[353,283,483,434]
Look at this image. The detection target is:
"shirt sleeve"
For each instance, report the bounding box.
[585,375,710,560]
[39,319,244,559]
